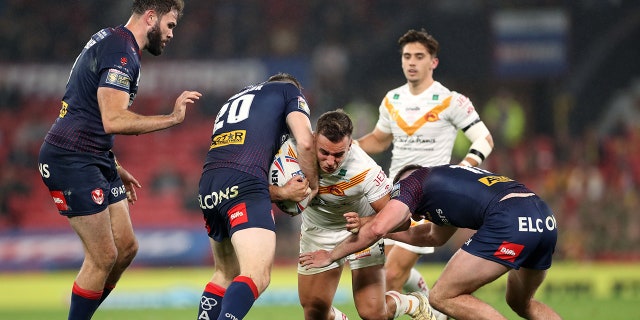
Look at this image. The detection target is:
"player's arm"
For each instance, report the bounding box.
[300,199,411,268]
[286,111,319,196]
[356,127,393,155]
[98,87,201,135]
[385,222,457,247]
[344,192,390,233]
[269,177,310,202]
[459,120,494,167]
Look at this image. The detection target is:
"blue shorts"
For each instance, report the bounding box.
[38,142,127,216]
[198,168,275,242]
[462,195,557,270]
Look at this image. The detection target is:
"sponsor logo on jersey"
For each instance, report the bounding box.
[318,169,369,196]
[432,94,439,100]
[391,182,401,198]
[384,96,452,136]
[425,111,439,122]
[105,68,131,89]
[91,188,104,205]
[50,191,69,211]
[228,202,248,228]
[327,186,345,196]
[435,208,449,224]
[209,130,246,149]
[477,175,513,186]
[493,241,524,262]
[58,101,69,119]
[120,57,128,66]
[297,96,310,113]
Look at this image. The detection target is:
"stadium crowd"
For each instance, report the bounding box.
[1,0,639,263]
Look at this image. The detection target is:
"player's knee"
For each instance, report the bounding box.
[385,264,404,282]
[505,295,529,317]
[428,285,446,311]
[249,273,271,294]
[357,305,386,320]
[302,298,331,319]
[92,246,118,271]
[122,238,139,260]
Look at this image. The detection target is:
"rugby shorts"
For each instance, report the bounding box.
[462,194,557,270]
[199,168,275,242]
[298,222,385,275]
[383,218,435,254]
[38,142,126,216]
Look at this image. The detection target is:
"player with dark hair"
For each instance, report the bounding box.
[300,164,561,320]
[356,29,494,318]
[273,109,435,320]
[37,1,200,319]
[197,73,318,320]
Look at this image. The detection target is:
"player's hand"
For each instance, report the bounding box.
[171,90,202,124]
[283,177,311,202]
[299,250,332,269]
[117,166,142,204]
[344,212,361,234]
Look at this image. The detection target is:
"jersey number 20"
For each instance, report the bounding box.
[213,94,255,133]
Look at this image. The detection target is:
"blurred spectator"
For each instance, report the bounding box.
[151,163,186,195]
[482,88,526,149]
[0,169,30,227]
[598,78,640,138]
[310,33,350,113]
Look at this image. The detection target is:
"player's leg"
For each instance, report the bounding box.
[428,249,509,320]
[505,268,561,320]
[221,227,276,319]
[403,267,428,294]
[386,219,435,294]
[100,199,138,302]
[351,264,387,320]
[298,266,342,319]
[350,239,432,320]
[198,237,239,320]
[385,290,436,320]
[67,209,119,319]
[385,244,421,292]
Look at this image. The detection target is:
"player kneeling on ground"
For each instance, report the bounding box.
[300,164,562,320]
[274,109,436,320]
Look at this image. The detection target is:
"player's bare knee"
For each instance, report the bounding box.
[428,286,446,311]
[120,238,139,262]
[385,265,403,282]
[302,299,331,318]
[93,247,118,271]
[505,295,529,317]
[357,307,386,320]
[252,274,271,294]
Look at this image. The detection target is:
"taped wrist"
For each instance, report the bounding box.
[463,120,492,165]
[466,138,492,165]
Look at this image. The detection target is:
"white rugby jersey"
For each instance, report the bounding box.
[375,81,480,179]
[302,144,391,230]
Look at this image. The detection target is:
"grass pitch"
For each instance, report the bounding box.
[0,262,638,319]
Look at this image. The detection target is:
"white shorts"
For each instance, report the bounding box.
[384,239,435,254]
[298,223,385,275]
[383,218,435,255]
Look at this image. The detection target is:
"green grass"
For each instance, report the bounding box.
[1,262,639,319]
